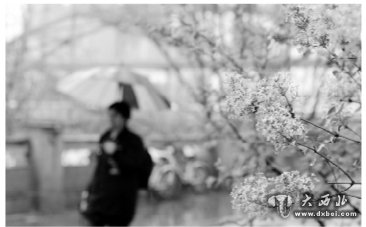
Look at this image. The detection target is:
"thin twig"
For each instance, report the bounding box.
[326,182,361,185]
[297,142,355,184]
[329,185,361,214]
[343,125,361,139]
[300,118,361,144]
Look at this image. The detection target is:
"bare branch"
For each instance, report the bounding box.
[297,142,356,185]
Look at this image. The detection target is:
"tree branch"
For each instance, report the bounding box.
[300,118,361,144]
[297,142,356,185]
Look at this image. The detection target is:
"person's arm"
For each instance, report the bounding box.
[86,131,108,191]
[138,145,154,189]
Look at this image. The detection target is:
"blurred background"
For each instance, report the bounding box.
[5,4,361,226]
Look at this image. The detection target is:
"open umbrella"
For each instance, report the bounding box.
[57,67,171,111]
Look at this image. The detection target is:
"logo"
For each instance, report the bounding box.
[267,194,293,218]
[267,192,354,219]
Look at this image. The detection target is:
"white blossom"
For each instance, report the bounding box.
[231,171,316,217]
[224,72,306,152]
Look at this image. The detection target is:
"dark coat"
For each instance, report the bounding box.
[84,127,153,225]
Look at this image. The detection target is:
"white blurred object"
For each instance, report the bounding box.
[183,159,210,192]
[102,141,117,154]
[182,145,198,158]
[148,146,175,163]
[147,145,183,198]
[62,148,91,166]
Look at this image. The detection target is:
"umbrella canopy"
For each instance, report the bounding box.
[57,67,171,111]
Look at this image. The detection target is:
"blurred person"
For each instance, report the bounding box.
[80,101,153,226]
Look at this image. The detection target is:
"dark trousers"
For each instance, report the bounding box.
[85,212,134,226]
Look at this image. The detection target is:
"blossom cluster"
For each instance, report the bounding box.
[224,72,306,152]
[325,71,361,105]
[286,5,334,49]
[285,5,361,60]
[230,171,316,217]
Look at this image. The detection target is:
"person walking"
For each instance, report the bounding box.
[80,101,153,226]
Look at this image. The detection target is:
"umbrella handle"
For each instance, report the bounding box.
[118,82,139,109]
[118,82,124,101]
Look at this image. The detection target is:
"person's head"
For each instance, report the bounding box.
[108,101,131,130]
